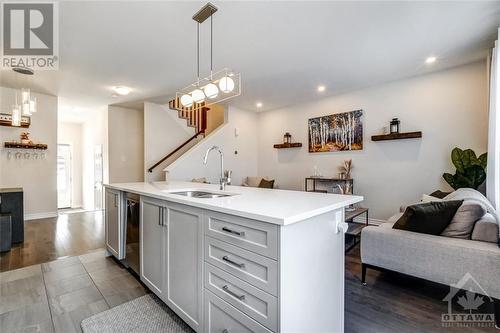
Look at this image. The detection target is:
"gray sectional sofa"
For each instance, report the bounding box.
[360,188,500,327]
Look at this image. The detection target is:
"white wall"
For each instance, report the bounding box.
[58,122,83,208]
[0,87,58,219]
[108,106,144,183]
[167,106,259,186]
[82,107,108,211]
[257,61,489,220]
[144,102,195,181]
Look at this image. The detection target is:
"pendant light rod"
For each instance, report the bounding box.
[210,14,213,78]
[197,22,200,83]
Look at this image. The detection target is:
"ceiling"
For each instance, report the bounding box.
[1,1,499,119]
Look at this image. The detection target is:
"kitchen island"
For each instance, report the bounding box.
[104,181,363,333]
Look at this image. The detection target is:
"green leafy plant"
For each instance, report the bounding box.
[443,148,487,190]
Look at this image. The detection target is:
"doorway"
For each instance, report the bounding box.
[57,144,72,209]
[94,144,104,210]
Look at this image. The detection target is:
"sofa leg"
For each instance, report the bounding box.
[494,298,500,329]
[361,263,367,286]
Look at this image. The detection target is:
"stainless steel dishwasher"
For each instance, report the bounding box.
[124,193,140,275]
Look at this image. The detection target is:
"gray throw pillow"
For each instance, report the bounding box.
[471,213,499,243]
[441,201,486,239]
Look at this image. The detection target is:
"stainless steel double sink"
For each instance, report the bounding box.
[169,190,234,199]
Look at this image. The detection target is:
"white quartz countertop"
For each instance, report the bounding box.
[104,181,363,225]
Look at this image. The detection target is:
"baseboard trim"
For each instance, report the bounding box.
[25,212,58,221]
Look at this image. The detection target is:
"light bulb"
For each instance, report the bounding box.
[22,101,31,116]
[180,94,193,107]
[191,89,205,103]
[29,98,37,113]
[21,88,30,104]
[219,76,235,93]
[203,83,219,99]
[11,105,21,126]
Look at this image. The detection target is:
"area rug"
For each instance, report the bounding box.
[81,294,193,333]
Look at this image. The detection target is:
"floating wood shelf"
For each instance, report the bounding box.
[273,143,302,149]
[4,142,48,150]
[371,131,422,141]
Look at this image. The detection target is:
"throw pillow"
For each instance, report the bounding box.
[246,177,264,187]
[471,213,499,243]
[393,200,463,235]
[441,201,486,239]
[429,190,451,199]
[258,179,275,189]
[421,194,443,203]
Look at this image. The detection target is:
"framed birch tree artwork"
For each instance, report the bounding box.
[308,110,363,152]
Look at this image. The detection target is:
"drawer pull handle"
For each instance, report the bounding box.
[222,285,245,300]
[222,255,245,268]
[222,330,229,333]
[222,227,245,237]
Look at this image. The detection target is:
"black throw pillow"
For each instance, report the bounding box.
[393,200,464,235]
[258,179,275,189]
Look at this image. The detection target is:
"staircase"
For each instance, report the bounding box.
[147,99,211,173]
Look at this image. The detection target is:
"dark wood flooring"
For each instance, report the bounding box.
[0,212,496,332]
[345,245,497,332]
[0,211,104,272]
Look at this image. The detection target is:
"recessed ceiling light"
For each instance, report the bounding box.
[256,102,263,108]
[112,86,132,96]
[425,56,437,64]
[317,85,326,92]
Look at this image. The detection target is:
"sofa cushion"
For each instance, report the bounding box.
[471,213,499,243]
[441,200,486,239]
[393,201,463,235]
[244,177,264,187]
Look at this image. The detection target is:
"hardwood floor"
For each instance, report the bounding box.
[0,211,104,272]
[345,245,497,332]
[0,212,496,332]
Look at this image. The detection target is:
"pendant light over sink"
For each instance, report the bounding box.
[176,3,241,108]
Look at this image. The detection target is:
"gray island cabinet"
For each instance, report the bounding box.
[104,181,363,333]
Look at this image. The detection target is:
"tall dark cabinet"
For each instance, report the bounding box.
[0,188,24,243]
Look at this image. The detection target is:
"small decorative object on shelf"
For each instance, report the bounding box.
[337,182,352,195]
[338,159,353,179]
[390,118,400,134]
[283,132,292,144]
[20,132,31,144]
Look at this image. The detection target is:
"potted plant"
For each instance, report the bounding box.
[443,148,487,190]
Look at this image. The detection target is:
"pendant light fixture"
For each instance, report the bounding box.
[11,67,37,124]
[11,93,21,127]
[176,3,241,109]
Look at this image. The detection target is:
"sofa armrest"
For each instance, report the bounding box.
[361,225,500,299]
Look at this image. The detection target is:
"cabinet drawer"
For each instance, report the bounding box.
[204,290,273,333]
[204,211,278,259]
[205,263,277,331]
[205,237,278,296]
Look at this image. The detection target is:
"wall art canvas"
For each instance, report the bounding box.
[308,110,363,153]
